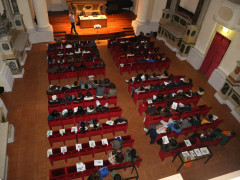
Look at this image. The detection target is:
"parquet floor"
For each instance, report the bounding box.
[4,12,240,180]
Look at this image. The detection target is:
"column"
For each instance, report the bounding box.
[1,0,14,26]
[32,0,51,30]
[132,0,150,34]
[147,0,167,32]
[10,0,19,15]
[30,0,53,43]
[135,0,150,23]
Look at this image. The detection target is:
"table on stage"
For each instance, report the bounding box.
[79,15,107,29]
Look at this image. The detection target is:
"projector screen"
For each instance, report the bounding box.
[179,0,199,14]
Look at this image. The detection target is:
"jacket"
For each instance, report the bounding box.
[96,86,105,97]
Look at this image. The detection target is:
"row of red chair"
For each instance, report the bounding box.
[109,40,151,54]
[115,53,165,68]
[108,36,150,47]
[138,95,201,116]
[47,46,96,56]
[119,60,171,76]
[48,106,122,129]
[48,135,134,165]
[49,96,118,113]
[133,84,192,104]
[48,67,105,84]
[47,86,110,100]
[128,75,185,94]
[48,122,128,147]
[154,118,223,144]
[144,104,211,128]
[158,135,234,161]
[49,40,92,47]
[49,155,142,180]
[112,47,159,61]
[48,59,102,68]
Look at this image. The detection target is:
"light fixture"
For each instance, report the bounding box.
[222,27,229,33]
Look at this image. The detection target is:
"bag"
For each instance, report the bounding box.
[98,166,109,179]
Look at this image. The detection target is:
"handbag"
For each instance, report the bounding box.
[98,166,109,179]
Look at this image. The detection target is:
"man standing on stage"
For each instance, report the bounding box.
[69,12,78,35]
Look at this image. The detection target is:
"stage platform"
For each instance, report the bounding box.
[48,10,136,40]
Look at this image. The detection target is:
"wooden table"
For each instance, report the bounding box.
[172,146,213,171]
[79,15,107,29]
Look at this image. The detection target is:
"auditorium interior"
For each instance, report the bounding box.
[0,0,240,180]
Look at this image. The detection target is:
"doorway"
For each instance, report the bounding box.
[200,32,231,78]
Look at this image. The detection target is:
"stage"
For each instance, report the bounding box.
[48,10,136,40]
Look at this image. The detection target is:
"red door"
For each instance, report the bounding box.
[200,32,231,78]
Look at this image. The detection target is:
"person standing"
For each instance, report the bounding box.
[69,12,78,35]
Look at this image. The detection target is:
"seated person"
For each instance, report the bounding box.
[47,65,58,73]
[88,119,101,130]
[48,95,59,105]
[124,148,139,162]
[87,105,96,113]
[80,8,86,16]
[73,92,85,101]
[147,55,155,62]
[176,103,192,114]
[80,80,92,90]
[106,83,117,97]
[146,119,174,144]
[57,57,65,64]
[74,106,86,115]
[75,47,81,54]
[48,56,55,65]
[67,63,77,71]
[165,78,178,88]
[48,110,61,119]
[71,81,79,89]
[96,83,105,98]
[127,51,134,57]
[108,150,124,165]
[84,92,94,100]
[60,94,73,103]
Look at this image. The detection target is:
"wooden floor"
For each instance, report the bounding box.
[4,12,240,180]
[49,10,136,36]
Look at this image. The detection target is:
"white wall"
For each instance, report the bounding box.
[193,0,240,76]
[194,0,223,55]
[147,0,155,20]
[219,31,240,75]
[47,0,69,11]
[132,0,139,15]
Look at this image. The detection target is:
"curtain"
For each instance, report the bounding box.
[200,32,231,78]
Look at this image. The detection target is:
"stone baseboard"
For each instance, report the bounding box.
[28,26,54,44]
[187,47,205,70]
[13,68,24,79]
